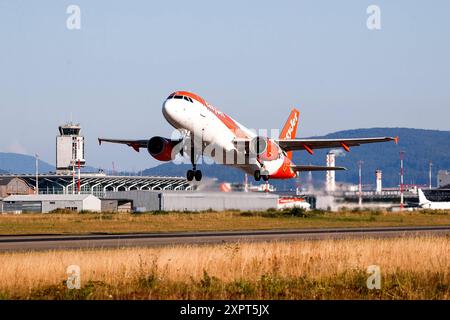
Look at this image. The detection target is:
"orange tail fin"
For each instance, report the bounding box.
[279,108,300,160]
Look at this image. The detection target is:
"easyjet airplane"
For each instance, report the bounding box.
[99,91,398,182]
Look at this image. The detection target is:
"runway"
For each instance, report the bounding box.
[0,226,449,252]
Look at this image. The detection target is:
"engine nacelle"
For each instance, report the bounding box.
[250,137,279,161]
[147,136,181,162]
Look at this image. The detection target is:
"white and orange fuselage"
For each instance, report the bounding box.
[162,91,297,180]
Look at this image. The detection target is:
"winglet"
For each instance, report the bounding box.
[394,136,399,145]
[98,138,102,146]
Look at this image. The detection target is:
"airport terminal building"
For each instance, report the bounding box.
[14,173,192,197]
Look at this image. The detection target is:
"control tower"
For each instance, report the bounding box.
[56,123,86,174]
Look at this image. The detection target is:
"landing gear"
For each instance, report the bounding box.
[186,140,203,184]
[195,170,202,181]
[254,170,269,182]
[185,132,203,182]
[254,170,261,182]
[187,168,203,182]
[187,170,195,182]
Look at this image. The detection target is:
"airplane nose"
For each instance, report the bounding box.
[162,100,178,125]
[162,100,172,117]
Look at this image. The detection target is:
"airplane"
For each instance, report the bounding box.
[418,189,450,210]
[99,91,398,182]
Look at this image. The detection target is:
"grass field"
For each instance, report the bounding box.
[0,237,448,300]
[0,209,449,235]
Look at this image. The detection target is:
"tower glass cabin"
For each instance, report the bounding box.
[56,123,86,174]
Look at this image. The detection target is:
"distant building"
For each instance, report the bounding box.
[375,170,383,193]
[0,177,35,199]
[105,190,279,212]
[326,152,336,192]
[438,170,450,188]
[2,194,101,213]
[101,199,133,213]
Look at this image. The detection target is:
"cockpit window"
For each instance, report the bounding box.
[167,95,194,103]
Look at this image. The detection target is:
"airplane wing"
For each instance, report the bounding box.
[277,136,398,153]
[291,165,347,172]
[98,138,148,152]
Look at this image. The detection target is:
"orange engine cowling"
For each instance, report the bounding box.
[147,136,181,162]
[251,137,279,161]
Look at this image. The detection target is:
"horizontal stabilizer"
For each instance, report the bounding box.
[291,165,347,172]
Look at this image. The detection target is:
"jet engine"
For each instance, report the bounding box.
[147,136,182,162]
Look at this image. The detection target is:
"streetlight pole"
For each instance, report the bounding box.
[35,154,39,195]
[429,161,433,190]
[400,151,405,210]
[358,160,364,207]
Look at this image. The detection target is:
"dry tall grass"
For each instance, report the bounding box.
[0,237,449,299]
[1,210,450,235]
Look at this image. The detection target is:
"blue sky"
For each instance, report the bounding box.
[0,0,449,171]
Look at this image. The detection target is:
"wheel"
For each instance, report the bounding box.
[262,175,269,182]
[187,170,195,182]
[194,170,203,182]
[254,170,261,181]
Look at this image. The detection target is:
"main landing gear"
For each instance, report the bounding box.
[187,136,202,182]
[254,170,269,182]
[187,165,202,182]
[186,131,203,182]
